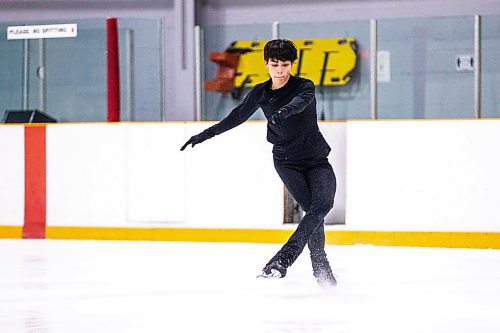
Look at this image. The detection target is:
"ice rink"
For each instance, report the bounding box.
[1,239,500,333]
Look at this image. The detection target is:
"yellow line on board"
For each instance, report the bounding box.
[325,230,500,249]
[2,226,499,249]
[0,226,23,239]
[45,226,295,244]
[42,227,500,249]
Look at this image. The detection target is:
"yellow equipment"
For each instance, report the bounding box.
[205,38,358,99]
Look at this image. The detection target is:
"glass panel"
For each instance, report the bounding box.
[280,20,371,120]
[203,23,272,120]
[1,18,162,123]
[481,15,500,118]
[119,18,163,121]
[0,25,24,116]
[40,19,107,122]
[378,16,475,119]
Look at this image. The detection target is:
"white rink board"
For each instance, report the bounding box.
[0,126,24,226]
[320,122,346,224]
[45,122,286,228]
[127,123,186,224]
[184,122,283,227]
[4,119,500,232]
[46,124,128,226]
[346,120,500,231]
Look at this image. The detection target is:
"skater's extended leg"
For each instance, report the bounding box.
[264,159,336,272]
[308,224,337,286]
[260,159,310,278]
[278,160,335,266]
[273,158,336,284]
[305,164,336,285]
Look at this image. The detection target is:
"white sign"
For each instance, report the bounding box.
[7,24,77,40]
[456,55,474,72]
[377,50,391,83]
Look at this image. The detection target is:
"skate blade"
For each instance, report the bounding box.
[317,279,337,288]
[256,269,283,279]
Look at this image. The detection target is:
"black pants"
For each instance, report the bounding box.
[269,157,336,268]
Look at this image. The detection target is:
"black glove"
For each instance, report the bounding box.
[271,110,285,126]
[180,129,214,151]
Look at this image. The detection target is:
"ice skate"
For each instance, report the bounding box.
[257,260,287,279]
[312,255,337,287]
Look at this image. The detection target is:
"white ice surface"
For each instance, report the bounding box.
[1,239,500,333]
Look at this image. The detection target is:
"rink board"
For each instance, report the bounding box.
[2,120,500,249]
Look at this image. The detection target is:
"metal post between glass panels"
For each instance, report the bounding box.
[194,25,203,121]
[159,18,166,121]
[38,39,45,112]
[474,15,481,119]
[125,29,135,121]
[22,39,29,110]
[272,21,280,39]
[370,19,377,119]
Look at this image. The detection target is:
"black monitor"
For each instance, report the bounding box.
[3,110,57,123]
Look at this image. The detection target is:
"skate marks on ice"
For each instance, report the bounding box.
[1,240,500,332]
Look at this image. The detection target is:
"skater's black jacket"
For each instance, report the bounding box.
[203,75,331,161]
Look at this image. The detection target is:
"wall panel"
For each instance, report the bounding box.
[0,126,24,226]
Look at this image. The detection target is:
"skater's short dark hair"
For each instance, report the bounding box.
[264,39,297,63]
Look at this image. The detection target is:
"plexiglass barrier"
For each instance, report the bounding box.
[0,18,162,123]
[202,15,499,121]
[1,15,500,122]
[378,16,475,119]
[481,15,500,118]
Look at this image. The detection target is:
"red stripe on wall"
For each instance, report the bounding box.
[23,126,46,239]
[107,17,120,122]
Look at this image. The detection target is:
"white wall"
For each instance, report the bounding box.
[46,124,129,226]
[44,121,344,228]
[45,122,284,228]
[200,0,500,26]
[320,122,346,224]
[0,1,174,21]
[346,119,500,231]
[183,122,283,227]
[127,123,186,224]
[0,125,24,226]
[4,120,500,232]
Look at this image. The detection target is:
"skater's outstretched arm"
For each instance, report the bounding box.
[180,128,215,150]
[180,88,260,151]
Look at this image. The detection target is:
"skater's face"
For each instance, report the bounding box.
[265,58,292,87]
